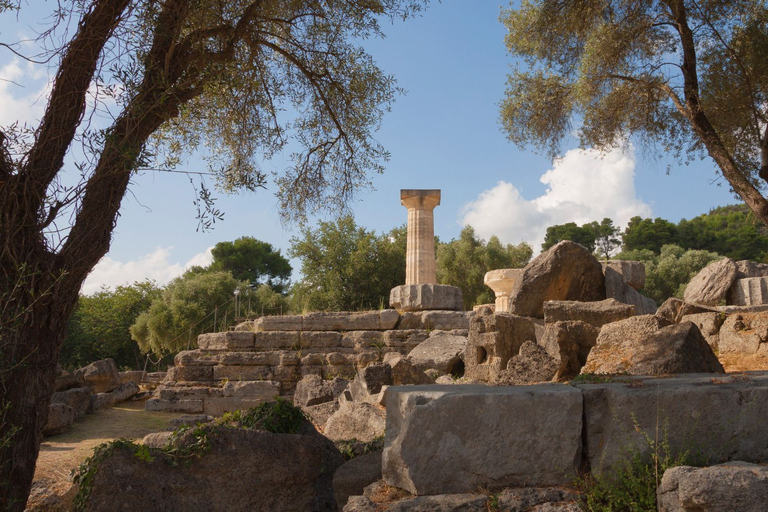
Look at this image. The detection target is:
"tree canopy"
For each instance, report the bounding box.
[0,0,425,507]
[289,216,406,312]
[437,226,532,309]
[501,0,768,226]
[541,218,621,259]
[208,237,292,292]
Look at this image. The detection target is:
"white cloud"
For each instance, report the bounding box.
[461,146,652,252]
[0,59,51,127]
[81,246,214,294]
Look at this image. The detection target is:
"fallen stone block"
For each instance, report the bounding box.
[382,384,583,494]
[719,312,768,356]
[728,277,768,306]
[81,358,121,393]
[168,414,214,429]
[166,365,214,382]
[407,331,466,375]
[421,310,472,330]
[324,401,386,443]
[333,450,382,509]
[601,260,646,290]
[509,241,606,318]
[350,364,392,403]
[212,365,274,382]
[466,308,537,383]
[681,312,724,351]
[578,372,768,475]
[603,267,657,315]
[144,397,204,413]
[684,257,737,306]
[119,370,146,385]
[540,320,601,381]
[656,297,717,323]
[543,298,634,327]
[222,380,280,399]
[582,316,724,375]
[43,403,75,436]
[90,381,139,412]
[389,284,464,312]
[294,374,335,407]
[658,461,768,512]
[498,340,557,385]
[51,387,91,420]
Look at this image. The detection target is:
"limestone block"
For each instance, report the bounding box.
[43,403,75,436]
[302,401,339,428]
[389,284,463,312]
[222,380,280,398]
[301,331,343,348]
[324,401,386,442]
[498,340,557,385]
[601,260,645,290]
[465,308,537,383]
[214,351,281,366]
[342,331,382,349]
[735,260,768,279]
[656,297,717,323]
[166,365,214,382]
[204,396,274,416]
[198,331,255,350]
[333,450,382,510]
[684,258,737,305]
[582,317,724,375]
[577,373,768,475]
[355,352,380,368]
[397,312,423,329]
[382,384,583,494]
[382,329,430,349]
[142,432,174,449]
[81,358,121,393]
[157,386,219,399]
[213,365,273,382]
[657,462,768,512]
[390,357,433,386]
[119,370,146,385]
[51,387,91,420]
[728,277,768,306]
[604,267,656,315]
[174,350,218,367]
[540,321,601,381]
[253,315,303,331]
[496,487,581,511]
[719,312,768,356]
[421,310,472,330]
[145,372,166,383]
[272,364,301,383]
[543,298,634,327]
[509,241,606,318]
[144,397,204,413]
[90,382,139,412]
[680,312,724,351]
[407,332,466,375]
[253,331,300,350]
[379,309,400,330]
[350,363,392,402]
[278,351,300,366]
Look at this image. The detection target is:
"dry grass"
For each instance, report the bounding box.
[34,400,183,484]
[719,353,768,373]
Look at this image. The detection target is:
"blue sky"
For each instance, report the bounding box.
[0,1,737,293]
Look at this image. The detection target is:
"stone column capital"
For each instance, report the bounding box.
[400,189,441,210]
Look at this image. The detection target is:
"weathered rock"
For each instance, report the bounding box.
[83,422,344,512]
[601,260,645,290]
[735,260,768,279]
[684,257,737,306]
[54,368,85,392]
[465,307,537,382]
[119,370,146,385]
[540,321,601,381]
[421,310,472,330]
[407,332,466,375]
[43,403,75,436]
[582,316,724,375]
[603,267,657,315]
[497,487,581,512]
[25,478,78,512]
[680,312,724,351]
[324,401,386,443]
[346,494,489,512]
[333,450,382,509]
[168,414,214,428]
[382,384,583,494]
[656,297,717,323]
[389,357,433,386]
[508,241,606,318]
[81,358,121,393]
[294,374,334,407]
[303,401,340,427]
[142,431,174,449]
[728,277,768,306]
[89,381,140,412]
[498,340,557,385]
[657,461,768,512]
[389,284,464,312]
[543,299,634,327]
[577,373,768,474]
[144,397,204,413]
[349,364,392,402]
[221,380,280,398]
[197,331,255,350]
[51,387,91,420]
[719,312,768,356]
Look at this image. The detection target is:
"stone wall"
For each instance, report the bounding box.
[147,310,472,414]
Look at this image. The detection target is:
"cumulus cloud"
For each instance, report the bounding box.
[461,146,652,252]
[0,59,51,127]
[81,246,214,294]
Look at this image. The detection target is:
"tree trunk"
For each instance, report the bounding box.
[0,269,78,511]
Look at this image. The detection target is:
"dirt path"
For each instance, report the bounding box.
[28,400,183,509]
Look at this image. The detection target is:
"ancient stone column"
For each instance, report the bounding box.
[401,189,441,285]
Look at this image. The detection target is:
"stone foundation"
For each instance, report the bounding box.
[148,309,472,414]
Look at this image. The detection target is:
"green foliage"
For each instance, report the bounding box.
[208,237,292,293]
[130,271,246,356]
[61,281,161,370]
[677,205,768,262]
[593,218,622,260]
[220,398,306,434]
[622,217,679,254]
[335,435,385,460]
[289,216,406,312]
[577,420,692,512]
[437,226,532,309]
[542,222,597,253]
[615,245,722,304]
[499,0,768,225]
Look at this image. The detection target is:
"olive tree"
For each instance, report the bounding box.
[501,0,768,224]
[0,0,424,508]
